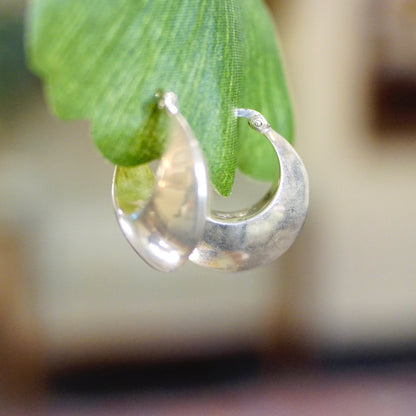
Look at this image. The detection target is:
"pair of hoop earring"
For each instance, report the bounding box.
[112,92,309,272]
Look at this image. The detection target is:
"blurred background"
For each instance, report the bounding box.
[1,0,416,414]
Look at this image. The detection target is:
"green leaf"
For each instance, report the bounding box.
[238,0,293,182]
[26,0,292,196]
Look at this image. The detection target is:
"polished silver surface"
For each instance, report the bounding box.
[189,108,309,271]
[112,92,208,272]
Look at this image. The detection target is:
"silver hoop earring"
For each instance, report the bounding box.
[112,92,208,272]
[189,108,309,272]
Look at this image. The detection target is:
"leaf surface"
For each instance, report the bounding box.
[238,0,293,182]
[26,0,292,195]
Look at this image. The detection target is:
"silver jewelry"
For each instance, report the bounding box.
[112,92,208,272]
[112,92,309,272]
[189,108,309,271]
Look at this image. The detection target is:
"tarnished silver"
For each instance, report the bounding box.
[189,108,309,271]
[112,92,208,272]
[112,93,308,273]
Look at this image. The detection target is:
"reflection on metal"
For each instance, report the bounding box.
[189,108,309,271]
[112,92,208,272]
[113,93,309,272]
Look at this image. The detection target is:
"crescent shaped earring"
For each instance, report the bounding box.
[112,92,309,272]
[189,108,309,271]
[112,92,209,272]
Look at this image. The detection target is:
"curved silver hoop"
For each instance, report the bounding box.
[112,92,208,272]
[189,108,309,272]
